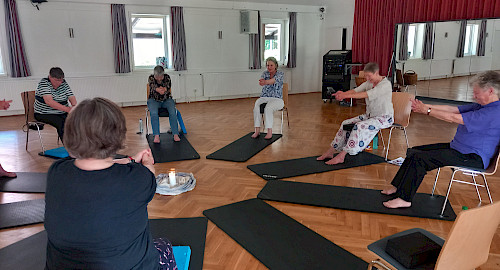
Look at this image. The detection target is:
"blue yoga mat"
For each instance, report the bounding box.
[39,147,69,159]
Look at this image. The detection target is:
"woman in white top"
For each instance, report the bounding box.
[318,62,394,164]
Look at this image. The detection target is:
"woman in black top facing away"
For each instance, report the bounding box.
[44,97,177,270]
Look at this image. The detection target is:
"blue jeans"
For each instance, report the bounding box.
[147,98,179,135]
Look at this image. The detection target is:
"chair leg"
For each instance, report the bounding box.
[480,174,494,204]
[403,127,409,148]
[286,109,289,127]
[25,124,29,151]
[471,175,482,203]
[431,167,441,196]
[145,108,149,136]
[440,169,458,216]
[36,125,45,154]
[378,130,385,150]
[280,110,284,134]
[385,126,394,161]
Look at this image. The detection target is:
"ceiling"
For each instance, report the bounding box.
[215,0,328,7]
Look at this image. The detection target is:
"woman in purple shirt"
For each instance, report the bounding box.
[382,71,500,209]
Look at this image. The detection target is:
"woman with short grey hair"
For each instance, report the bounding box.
[147,65,180,143]
[252,57,285,140]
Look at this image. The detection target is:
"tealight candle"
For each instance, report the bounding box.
[169,169,176,186]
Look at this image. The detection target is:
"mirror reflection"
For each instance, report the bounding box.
[393,18,500,102]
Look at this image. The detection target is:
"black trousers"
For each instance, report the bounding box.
[34,113,68,142]
[391,143,483,202]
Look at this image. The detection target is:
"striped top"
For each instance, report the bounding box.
[34,78,74,114]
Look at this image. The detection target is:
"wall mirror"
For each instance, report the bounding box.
[393,17,500,102]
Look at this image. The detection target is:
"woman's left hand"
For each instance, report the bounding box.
[334,91,347,101]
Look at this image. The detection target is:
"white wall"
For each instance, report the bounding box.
[0,0,328,116]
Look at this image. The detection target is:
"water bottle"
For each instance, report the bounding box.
[138,119,143,134]
[373,134,378,150]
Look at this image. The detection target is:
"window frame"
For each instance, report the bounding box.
[261,18,288,66]
[129,13,173,70]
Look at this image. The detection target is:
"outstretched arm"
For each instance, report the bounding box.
[411,99,463,124]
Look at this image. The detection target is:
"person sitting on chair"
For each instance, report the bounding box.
[382,71,500,209]
[317,62,394,165]
[0,99,16,178]
[147,65,180,143]
[44,97,177,269]
[34,67,77,142]
[252,57,284,140]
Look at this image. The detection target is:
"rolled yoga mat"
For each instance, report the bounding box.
[0,199,45,229]
[247,151,386,180]
[257,180,457,221]
[203,198,368,270]
[0,217,208,270]
[206,132,282,162]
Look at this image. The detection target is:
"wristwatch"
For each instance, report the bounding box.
[427,107,432,115]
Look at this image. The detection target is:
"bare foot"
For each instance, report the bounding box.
[251,132,260,139]
[153,135,160,143]
[317,147,335,161]
[264,129,273,140]
[173,134,181,142]
[381,186,397,195]
[325,151,347,165]
[383,198,412,208]
[0,165,16,178]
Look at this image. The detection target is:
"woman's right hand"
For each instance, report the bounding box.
[155,86,166,95]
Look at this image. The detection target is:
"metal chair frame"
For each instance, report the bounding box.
[21,91,47,154]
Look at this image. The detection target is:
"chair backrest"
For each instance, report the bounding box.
[392,92,414,127]
[146,83,150,99]
[485,146,500,175]
[282,83,289,109]
[435,201,500,270]
[20,91,36,123]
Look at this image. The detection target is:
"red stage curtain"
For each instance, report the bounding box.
[352,0,500,75]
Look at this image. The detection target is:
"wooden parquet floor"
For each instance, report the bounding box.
[0,93,499,269]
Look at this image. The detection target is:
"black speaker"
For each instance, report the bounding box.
[342,28,347,51]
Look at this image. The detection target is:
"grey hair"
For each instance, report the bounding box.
[363,62,379,73]
[470,71,500,95]
[153,65,164,76]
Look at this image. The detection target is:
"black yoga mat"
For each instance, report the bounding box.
[247,151,386,180]
[206,132,282,162]
[149,217,208,270]
[0,199,45,229]
[0,172,47,193]
[203,199,368,270]
[147,133,200,163]
[258,180,457,221]
[0,217,208,270]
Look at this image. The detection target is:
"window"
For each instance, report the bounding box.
[464,23,479,56]
[262,19,287,64]
[131,14,172,69]
[407,23,425,59]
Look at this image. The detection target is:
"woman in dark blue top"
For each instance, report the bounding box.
[44,97,177,270]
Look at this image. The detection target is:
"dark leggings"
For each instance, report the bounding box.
[154,238,178,270]
[34,113,67,142]
[391,143,483,202]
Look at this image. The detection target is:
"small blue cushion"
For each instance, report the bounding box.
[43,147,69,158]
[172,246,191,270]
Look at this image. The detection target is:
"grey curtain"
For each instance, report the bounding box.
[422,22,435,60]
[456,20,466,58]
[286,12,297,68]
[249,11,261,69]
[398,23,409,61]
[171,6,187,71]
[477,20,487,56]
[111,4,131,73]
[4,0,30,77]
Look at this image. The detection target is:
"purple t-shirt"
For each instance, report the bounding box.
[450,101,500,168]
